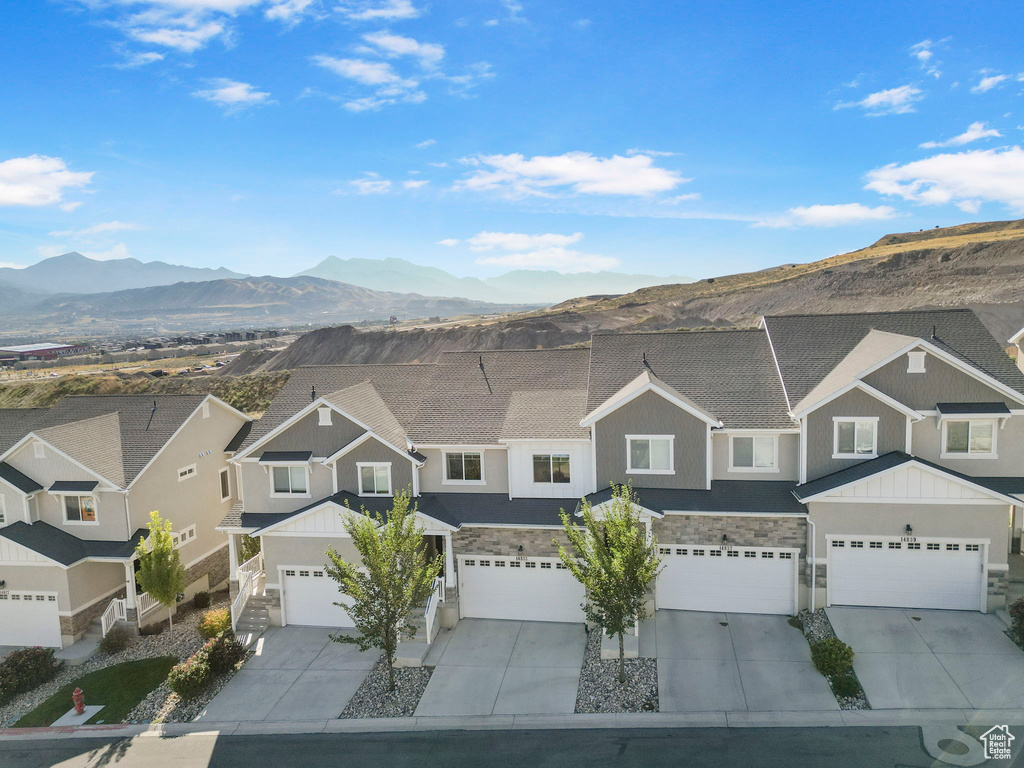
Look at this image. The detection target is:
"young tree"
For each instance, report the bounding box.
[558,483,663,684]
[325,491,442,691]
[134,511,187,632]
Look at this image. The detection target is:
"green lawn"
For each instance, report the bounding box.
[14,656,177,727]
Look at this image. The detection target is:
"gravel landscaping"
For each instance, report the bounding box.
[338,660,432,718]
[0,592,248,728]
[575,629,658,714]
[796,609,869,711]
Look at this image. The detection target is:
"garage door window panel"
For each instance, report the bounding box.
[271,466,309,497]
[533,454,571,484]
[942,419,996,458]
[626,435,674,474]
[833,417,878,459]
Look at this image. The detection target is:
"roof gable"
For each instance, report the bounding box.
[581,370,721,428]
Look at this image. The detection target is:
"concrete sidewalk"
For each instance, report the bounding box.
[6,707,1024,741]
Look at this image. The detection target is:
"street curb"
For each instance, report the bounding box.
[4,709,1024,740]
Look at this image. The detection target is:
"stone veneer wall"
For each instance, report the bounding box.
[451,527,571,560]
[60,586,128,638]
[652,514,808,580]
[989,569,1008,605]
[185,547,230,591]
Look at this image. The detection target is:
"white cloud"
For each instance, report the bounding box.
[402,179,429,189]
[465,231,584,251]
[972,74,1009,94]
[115,51,166,68]
[454,151,688,197]
[475,247,619,273]
[338,0,420,20]
[127,20,226,52]
[437,238,460,246]
[362,31,444,69]
[0,261,26,269]
[865,146,1024,214]
[836,85,924,116]
[49,221,145,238]
[910,39,946,78]
[920,121,1002,148]
[265,0,315,21]
[427,161,448,168]
[349,175,392,194]
[756,203,899,228]
[313,56,414,86]
[415,139,436,149]
[79,243,133,261]
[193,78,272,110]
[0,155,93,208]
[659,193,702,204]
[626,147,677,157]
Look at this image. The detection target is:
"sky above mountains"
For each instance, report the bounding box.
[1,0,1022,279]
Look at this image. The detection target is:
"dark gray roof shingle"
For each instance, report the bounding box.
[0,461,43,494]
[49,480,99,492]
[581,481,807,515]
[936,402,1011,415]
[0,521,147,566]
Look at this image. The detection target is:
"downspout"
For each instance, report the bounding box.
[807,516,816,613]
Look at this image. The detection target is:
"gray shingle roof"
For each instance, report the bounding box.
[0,521,147,566]
[323,381,409,454]
[763,309,1024,409]
[936,402,1011,415]
[36,413,125,486]
[500,390,590,441]
[49,480,99,492]
[587,329,793,429]
[259,451,313,462]
[0,461,43,494]
[581,482,807,515]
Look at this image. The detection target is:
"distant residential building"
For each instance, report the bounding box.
[0,343,90,361]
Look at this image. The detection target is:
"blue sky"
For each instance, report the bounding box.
[1,0,1023,280]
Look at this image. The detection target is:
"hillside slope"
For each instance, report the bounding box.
[229,218,1024,373]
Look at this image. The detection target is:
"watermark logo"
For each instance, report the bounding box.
[981,725,1014,760]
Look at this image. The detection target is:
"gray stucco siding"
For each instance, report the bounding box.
[863,352,1021,411]
[333,438,414,496]
[261,409,365,457]
[239,461,334,516]
[418,448,509,494]
[911,416,1024,477]
[595,390,707,490]
[805,388,907,481]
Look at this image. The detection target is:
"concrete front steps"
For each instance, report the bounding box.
[395,597,451,667]
[234,595,273,649]
[55,620,103,666]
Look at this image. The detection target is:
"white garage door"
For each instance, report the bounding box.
[282,567,355,628]
[458,555,585,623]
[657,545,798,615]
[0,590,61,647]
[828,537,984,611]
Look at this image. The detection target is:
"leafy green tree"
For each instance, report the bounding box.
[240,534,261,563]
[134,511,187,632]
[558,483,663,683]
[325,491,442,691]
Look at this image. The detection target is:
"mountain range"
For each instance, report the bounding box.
[295,256,692,304]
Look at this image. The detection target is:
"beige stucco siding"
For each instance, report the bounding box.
[128,400,245,560]
[712,433,799,481]
[595,390,707,490]
[808,500,1010,563]
[67,560,126,610]
[261,409,364,457]
[263,535,360,578]
[418,448,509,494]
[863,352,1021,411]
[911,416,1024,477]
[1,564,72,611]
[333,438,414,496]
[805,389,907,481]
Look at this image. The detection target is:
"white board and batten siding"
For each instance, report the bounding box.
[827,536,986,611]
[828,465,994,502]
[505,441,593,500]
[0,537,54,565]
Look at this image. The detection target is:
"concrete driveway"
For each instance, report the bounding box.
[196,626,378,722]
[647,610,837,712]
[415,619,586,717]
[827,607,1024,709]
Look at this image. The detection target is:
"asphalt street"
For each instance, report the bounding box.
[0,727,1011,768]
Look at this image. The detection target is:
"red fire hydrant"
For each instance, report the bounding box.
[72,688,85,715]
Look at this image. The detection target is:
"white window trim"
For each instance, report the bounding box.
[317,406,333,426]
[171,525,197,548]
[531,453,572,484]
[357,462,393,496]
[832,417,879,460]
[269,465,311,498]
[907,350,926,374]
[625,434,675,475]
[177,464,197,482]
[441,451,486,485]
[728,434,780,473]
[940,418,999,459]
[62,495,99,526]
[218,467,231,502]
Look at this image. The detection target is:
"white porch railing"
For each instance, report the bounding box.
[238,550,263,580]
[137,591,161,616]
[230,551,264,633]
[100,597,126,636]
[423,576,446,642]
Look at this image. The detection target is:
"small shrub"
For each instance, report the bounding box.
[199,608,231,639]
[139,621,165,636]
[1008,597,1024,646]
[810,637,854,677]
[99,625,132,655]
[0,647,63,704]
[830,673,863,699]
[192,591,212,610]
[205,632,245,675]
[167,655,212,700]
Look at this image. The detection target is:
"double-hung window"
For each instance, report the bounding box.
[64,495,97,523]
[358,463,392,496]
[219,467,231,502]
[833,418,877,459]
[444,451,484,483]
[272,466,308,495]
[626,435,674,474]
[943,419,995,457]
[729,435,777,471]
[533,454,571,484]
